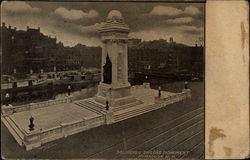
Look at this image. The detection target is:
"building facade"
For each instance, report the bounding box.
[1,23,101,74]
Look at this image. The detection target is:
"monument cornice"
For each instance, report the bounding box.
[98,22,130,34]
[102,39,128,43]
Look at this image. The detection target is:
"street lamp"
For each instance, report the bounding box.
[67,85,71,96]
[7,77,11,90]
[158,86,161,97]
[185,81,188,89]
[105,100,109,111]
[5,93,10,106]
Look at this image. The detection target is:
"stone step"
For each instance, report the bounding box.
[114,99,174,122]
[6,116,25,139]
[75,102,102,115]
[113,104,159,122]
[84,100,106,115]
[2,116,24,146]
[85,100,106,111]
[114,106,154,122]
[113,100,167,120]
[114,105,154,120]
[87,99,105,108]
[112,100,143,112]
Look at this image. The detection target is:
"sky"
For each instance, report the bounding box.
[1,1,204,47]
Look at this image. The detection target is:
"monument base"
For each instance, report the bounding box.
[1,84,191,151]
[95,82,137,107]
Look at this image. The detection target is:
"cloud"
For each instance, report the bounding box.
[184,6,201,15]
[129,25,203,46]
[2,1,41,13]
[150,6,183,16]
[79,24,100,33]
[54,7,98,20]
[178,25,203,34]
[166,17,193,24]
[178,25,203,31]
[150,5,200,16]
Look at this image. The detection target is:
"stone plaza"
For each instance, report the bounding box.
[1,10,191,151]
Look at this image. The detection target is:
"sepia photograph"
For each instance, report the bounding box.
[1,0,205,159]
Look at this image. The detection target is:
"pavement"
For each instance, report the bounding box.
[10,103,101,133]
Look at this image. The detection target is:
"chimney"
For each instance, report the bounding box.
[14,27,16,31]
[2,22,5,27]
[8,25,11,29]
[27,26,29,30]
[38,27,40,32]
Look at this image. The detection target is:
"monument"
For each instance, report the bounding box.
[95,10,137,107]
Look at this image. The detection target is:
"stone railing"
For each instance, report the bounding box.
[1,96,74,116]
[22,115,105,150]
[130,83,150,92]
[155,89,191,105]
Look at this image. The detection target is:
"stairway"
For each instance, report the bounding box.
[112,100,143,112]
[75,100,106,115]
[1,116,24,146]
[113,103,164,123]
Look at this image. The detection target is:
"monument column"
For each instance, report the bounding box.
[101,40,107,83]
[112,40,118,87]
[123,41,128,84]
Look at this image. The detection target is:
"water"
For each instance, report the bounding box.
[55,85,98,101]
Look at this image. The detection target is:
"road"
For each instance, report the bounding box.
[1,81,204,159]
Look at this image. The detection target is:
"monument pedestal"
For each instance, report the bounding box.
[95,82,137,107]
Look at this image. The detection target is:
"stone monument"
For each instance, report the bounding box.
[95,10,137,107]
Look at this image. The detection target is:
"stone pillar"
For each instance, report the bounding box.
[123,41,128,84]
[111,41,118,87]
[101,41,107,83]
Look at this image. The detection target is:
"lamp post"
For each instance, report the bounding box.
[67,85,71,96]
[30,69,33,74]
[185,81,188,89]
[106,100,109,111]
[106,88,112,111]
[7,77,10,90]
[5,93,10,106]
[158,86,161,97]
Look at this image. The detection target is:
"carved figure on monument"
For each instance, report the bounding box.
[103,54,112,84]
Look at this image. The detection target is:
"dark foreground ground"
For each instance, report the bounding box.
[1,81,204,159]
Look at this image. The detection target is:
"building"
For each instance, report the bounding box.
[128,38,204,80]
[128,38,142,48]
[1,23,203,80]
[1,23,101,74]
